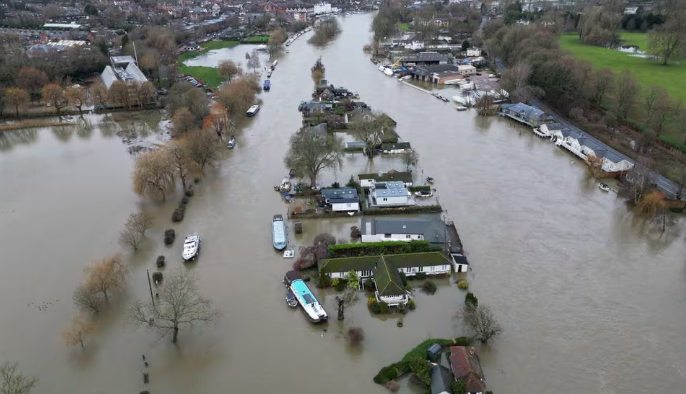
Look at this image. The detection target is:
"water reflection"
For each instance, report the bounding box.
[0,129,38,151]
[75,118,94,139]
[53,125,75,142]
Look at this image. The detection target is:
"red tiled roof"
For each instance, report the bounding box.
[449,346,485,392]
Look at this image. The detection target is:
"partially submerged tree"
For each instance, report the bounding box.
[72,282,102,314]
[218,60,241,83]
[129,270,221,343]
[66,86,87,117]
[247,49,261,72]
[167,139,201,189]
[132,150,176,201]
[460,304,502,344]
[284,126,344,186]
[172,107,196,135]
[119,212,154,251]
[267,28,287,58]
[84,254,128,303]
[203,103,231,139]
[401,150,419,172]
[42,83,68,117]
[635,190,666,217]
[185,128,222,171]
[0,362,38,394]
[90,82,109,109]
[62,315,95,350]
[348,110,394,159]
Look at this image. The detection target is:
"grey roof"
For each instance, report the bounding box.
[125,62,148,84]
[362,215,448,244]
[100,66,118,89]
[418,64,460,73]
[110,55,136,66]
[500,103,546,119]
[381,142,411,150]
[372,181,409,197]
[320,187,359,203]
[430,364,453,394]
[544,123,565,131]
[358,169,413,184]
[402,51,449,62]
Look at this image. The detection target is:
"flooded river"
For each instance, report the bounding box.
[1,14,686,394]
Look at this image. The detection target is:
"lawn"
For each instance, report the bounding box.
[398,22,410,32]
[176,40,239,88]
[558,33,686,103]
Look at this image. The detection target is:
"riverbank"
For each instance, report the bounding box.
[0,119,73,133]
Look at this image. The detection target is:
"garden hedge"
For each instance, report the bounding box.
[328,240,433,258]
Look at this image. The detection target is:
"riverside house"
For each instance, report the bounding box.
[449,347,486,394]
[498,103,551,127]
[319,188,360,212]
[368,181,412,208]
[358,169,413,188]
[318,252,454,280]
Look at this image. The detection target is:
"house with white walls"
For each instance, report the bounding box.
[361,216,448,244]
[358,169,413,188]
[368,181,412,207]
[320,188,360,212]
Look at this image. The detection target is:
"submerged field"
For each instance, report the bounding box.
[178,40,240,87]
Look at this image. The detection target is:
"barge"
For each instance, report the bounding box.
[283,271,328,323]
[272,214,287,250]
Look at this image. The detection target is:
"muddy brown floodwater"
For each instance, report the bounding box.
[1,13,686,394]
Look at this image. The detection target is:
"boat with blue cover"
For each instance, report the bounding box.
[283,271,328,323]
[272,214,287,250]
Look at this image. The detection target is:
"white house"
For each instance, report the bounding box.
[466,48,481,57]
[381,142,411,154]
[601,154,634,173]
[358,170,413,188]
[318,252,454,280]
[361,216,447,244]
[405,40,425,50]
[369,181,412,207]
[457,64,476,75]
[451,253,469,273]
[313,3,332,15]
[320,188,360,212]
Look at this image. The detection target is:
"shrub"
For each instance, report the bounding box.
[415,272,427,280]
[331,182,340,188]
[331,278,340,287]
[156,255,165,268]
[465,292,478,310]
[451,379,467,394]
[171,208,185,222]
[193,177,200,183]
[407,355,431,386]
[334,279,347,292]
[152,272,163,283]
[399,272,408,286]
[316,272,332,288]
[407,298,416,310]
[383,380,400,392]
[369,300,381,314]
[457,280,469,290]
[181,196,189,204]
[345,175,360,189]
[378,301,389,314]
[669,207,684,213]
[346,326,365,345]
[185,187,194,197]
[362,205,443,216]
[164,229,175,245]
[421,281,437,295]
[363,278,375,291]
[328,240,433,258]
[408,185,431,192]
[313,233,336,246]
[367,297,377,308]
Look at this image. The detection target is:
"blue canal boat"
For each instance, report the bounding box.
[283,271,328,323]
[263,79,271,91]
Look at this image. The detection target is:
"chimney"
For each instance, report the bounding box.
[469,347,476,355]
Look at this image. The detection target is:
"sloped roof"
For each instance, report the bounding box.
[359,169,413,184]
[381,142,411,150]
[430,364,453,394]
[319,256,379,274]
[500,102,546,119]
[319,252,451,274]
[449,346,485,392]
[100,66,118,89]
[374,256,406,297]
[362,216,448,244]
[320,187,359,203]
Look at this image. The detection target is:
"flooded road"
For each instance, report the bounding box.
[1,14,686,394]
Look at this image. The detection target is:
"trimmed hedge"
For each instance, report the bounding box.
[408,185,431,192]
[363,205,442,216]
[373,337,471,385]
[329,240,433,257]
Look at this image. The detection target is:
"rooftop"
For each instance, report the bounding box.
[449,346,485,393]
[401,51,450,62]
[319,252,452,274]
[320,187,359,202]
[359,169,413,184]
[381,142,411,150]
[362,216,449,244]
[374,256,406,297]
[500,102,547,119]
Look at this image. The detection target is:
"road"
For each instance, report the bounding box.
[494,58,683,200]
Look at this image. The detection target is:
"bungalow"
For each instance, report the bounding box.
[599,150,634,174]
[498,103,551,127]
[358,169,413,188]
[430,362,453,394]
[373,256,409,306]
[319,188,360,212]
[369,181,412,208]
[554,129,588,160]
[319,252,453,286]
[465,48,481,57]
[361,215,447,244]
[381,142,411,154]
[449,346,486,394]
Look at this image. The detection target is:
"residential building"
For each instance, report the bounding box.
[405,40,425,50]
[449,347,486,394]
[368,181,412,207]
[399,51,450,66]
[466,48,481,57]
[381,142,411,154]
[498,103,552,127]
[550,128,634,175]
[373,256,408,306]
[457,64,476,75]
[430,362,453,394]
[361,215,447,244]
[319,188,360,212]
[358,169,413,188]
[319,252,454,280]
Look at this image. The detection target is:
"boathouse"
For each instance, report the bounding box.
[498,103,551,127]
[318,252,454,281]
[319,187,360,212]
[358,169,413,188]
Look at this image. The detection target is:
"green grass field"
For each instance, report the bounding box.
[558,33,686,103]
[398,22,410,32]
[244,36,269,42]
[177,40,239,87]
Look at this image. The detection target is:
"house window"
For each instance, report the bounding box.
[418,266,424,272]
[383,198,388,201]
[384,234,391,238]
[406,235,411,239]
[362,269,372,277]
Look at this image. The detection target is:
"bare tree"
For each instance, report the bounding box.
[615,71,639,119]
[284,126,344,187]
[66,86,87,117]
[651,94,673,137]
[217,60,241,83]
[128,270,221,343]
[348,110,393,159]
[643,86,668,126]
[620,159,653,203]
[167,140,201,189]
[119,212,154,251]
[589,68,614,106]
[247,49,261,73]
[172,107,196,135]
[132,150,176,201]
[118,227,144,251]
[4,88,29,118]
[0,362,38,394]
[90,82,108,109]
[401,150,419,171]
[72,282,102,314]
[42,83,68,118]
[84,254,128,303]
[267,28,287,59]
[62,315,95,350]
[648,15,686,65]
[185,128,222,171]
[669,158,686,200]
[459,304,502,344]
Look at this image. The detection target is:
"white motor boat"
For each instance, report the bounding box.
[227,136,236,149]
[279,177,292,193]
[598,183,610,192]
[182,235,201,261]
[455,106,468,111]
[414,190,434,197]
